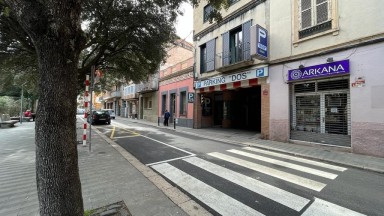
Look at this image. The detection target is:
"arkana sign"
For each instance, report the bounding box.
[288,60,350,81]
[195,67,267,89]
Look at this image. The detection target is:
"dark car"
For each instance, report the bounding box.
[87,110,111,125]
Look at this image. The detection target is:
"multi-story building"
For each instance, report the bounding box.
[121,82,142,118]
[158,40,194,127]
[101,85,122,115]
[194,0,269,138]
[193,0,384,157]
[137,73,159,122]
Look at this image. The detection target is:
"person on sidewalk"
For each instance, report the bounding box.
[164,110,170,126]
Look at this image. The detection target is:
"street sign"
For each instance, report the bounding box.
[256,67,269,77]
[188,92,195,103]
[256,25,268,59]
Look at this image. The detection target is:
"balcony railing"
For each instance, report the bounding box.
[111,91,121,98]
[201,45,252,73]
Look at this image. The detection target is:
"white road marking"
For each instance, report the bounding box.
[146,155,196,166]
[243,147,347,172]
[112,121,195,156]
[113,135,141,139]
[301,197,366,216]
[208,152,326,192]
[183,157,310,211]
[152,163,265,216]
[228,149,338,179]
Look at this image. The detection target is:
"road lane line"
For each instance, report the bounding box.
[301,197,366,216]
[111,121,195,156]
[113,135,141,139]
[228,149,338,179]
[152,163,265,216]
[146,155,196,166]
[243,147,347,172]
[184,157,310,211]
[208,152,326,192]
[140,135,195,156]
[110,126,116,139]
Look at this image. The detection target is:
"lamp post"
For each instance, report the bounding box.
[20,83,26,124]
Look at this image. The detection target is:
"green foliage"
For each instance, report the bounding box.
[0,96,26,116]
[83,209,94,216]
[0,0,229,95]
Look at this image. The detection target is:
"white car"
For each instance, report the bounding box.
[101,109,116,119]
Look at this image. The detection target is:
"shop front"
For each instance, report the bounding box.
[288,60,351,147]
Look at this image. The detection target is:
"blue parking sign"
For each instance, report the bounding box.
[256,25,268,59]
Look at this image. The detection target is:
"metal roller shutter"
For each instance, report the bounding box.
[290,77,351,147]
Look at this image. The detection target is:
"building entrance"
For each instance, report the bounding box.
[231,87,261,131]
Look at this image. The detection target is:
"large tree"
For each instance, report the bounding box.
[0,0,227,215]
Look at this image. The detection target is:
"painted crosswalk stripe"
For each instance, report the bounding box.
[228,149,338,179]
[183,157,310,211]
[208,152,326,192]
[152,163,265,216]
[301,197,366,216]
[242,147,347,172]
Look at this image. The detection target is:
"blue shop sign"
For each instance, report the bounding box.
[288,60,350,81]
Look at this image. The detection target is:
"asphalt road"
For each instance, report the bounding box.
[93,120,384,216]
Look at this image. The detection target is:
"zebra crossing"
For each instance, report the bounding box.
[151,147,366,216]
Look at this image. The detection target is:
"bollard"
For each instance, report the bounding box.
[158,116,160,126]
[174,118,176,129]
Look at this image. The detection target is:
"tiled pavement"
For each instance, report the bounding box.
[0,120,208,216]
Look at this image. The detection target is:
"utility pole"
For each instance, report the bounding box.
[20,83,27,124]
[89,65,95,152]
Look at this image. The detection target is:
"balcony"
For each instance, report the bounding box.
[205,45,253,73]
[137,74,159,93]
[111,91,121,98]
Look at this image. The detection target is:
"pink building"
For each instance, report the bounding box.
[158,42,194,127]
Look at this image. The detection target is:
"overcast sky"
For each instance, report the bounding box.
[175,2,193,42]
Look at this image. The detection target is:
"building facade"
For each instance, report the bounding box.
[268,0,384,157]
[194,0,384,157]
[158,40,195,127]
[193,0,270,138]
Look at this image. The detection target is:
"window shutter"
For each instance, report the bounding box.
[222,32,230,66]
[300,0,312,29]
[206,39,216,71]
[242,20,252,61]
[316,0,329,24]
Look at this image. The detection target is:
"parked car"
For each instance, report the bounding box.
[87,110,111,125]
[101,109,116,119]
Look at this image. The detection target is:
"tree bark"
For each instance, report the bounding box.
[4,1,85,215]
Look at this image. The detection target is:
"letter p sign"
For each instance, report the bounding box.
[256,25,268,59]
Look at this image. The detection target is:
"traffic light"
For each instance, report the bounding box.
[200,94,204,106]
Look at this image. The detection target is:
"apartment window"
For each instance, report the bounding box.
[203,4,213,23]
[299,0,331,38]
[179,91,187,115]
[222,20,252,66]
[200,38,216,74]
[144,97,152,109]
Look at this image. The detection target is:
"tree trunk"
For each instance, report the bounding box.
[3,1,85,215]
[34,40,84,215]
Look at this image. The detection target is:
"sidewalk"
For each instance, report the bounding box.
[0,120,210,216]
[115,116,384,173]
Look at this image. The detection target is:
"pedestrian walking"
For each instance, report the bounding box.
[164,110,170,126]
